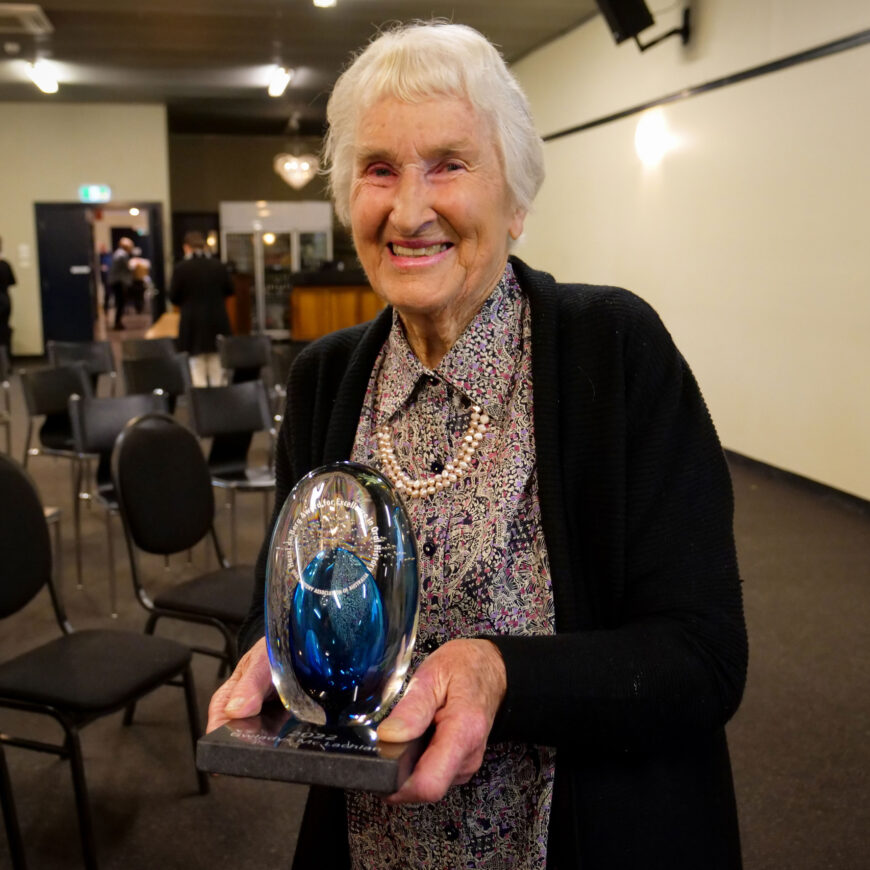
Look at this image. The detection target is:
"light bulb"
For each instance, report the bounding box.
[27,60,58,94]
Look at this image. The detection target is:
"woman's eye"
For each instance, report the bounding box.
[443,161,464,172]
[367,164,394,178]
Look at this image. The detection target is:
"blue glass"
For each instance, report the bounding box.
[289,547,386,719]
[266,462,419,727]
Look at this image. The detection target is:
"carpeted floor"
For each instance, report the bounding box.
[0,365,867,869]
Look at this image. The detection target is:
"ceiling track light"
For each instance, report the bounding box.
[27,59,58,94]
[268,65,292,97]
[313,0,337,8]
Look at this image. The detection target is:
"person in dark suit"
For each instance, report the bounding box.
[0,236,15,349]
[169,231,233,385]
[106,236,134,329]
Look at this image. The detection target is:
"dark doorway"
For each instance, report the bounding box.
[34,202,167,348]
[35,203,96,343]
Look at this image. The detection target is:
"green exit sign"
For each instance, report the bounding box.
[78,184,111,203]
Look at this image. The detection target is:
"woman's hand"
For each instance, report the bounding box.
[206,637,273,733]
[377,638,507,804]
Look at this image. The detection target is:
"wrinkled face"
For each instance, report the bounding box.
[349,96,525,327]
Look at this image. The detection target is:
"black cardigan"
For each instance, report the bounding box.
[241,258,748,869]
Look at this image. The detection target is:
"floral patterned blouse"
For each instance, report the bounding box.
[346,263,556,869]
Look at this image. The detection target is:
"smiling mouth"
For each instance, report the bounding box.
[389,242,453,257]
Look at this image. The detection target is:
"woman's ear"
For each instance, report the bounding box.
[508,207,527,241]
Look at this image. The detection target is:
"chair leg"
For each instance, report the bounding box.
[0,743,28,869]
[181,666,210,795]
[63,726,99,870]
[22,421,33,468]
[123,613,161,725]
[105,510,117,618]
[229,490,238,566]
[73,459,84,590]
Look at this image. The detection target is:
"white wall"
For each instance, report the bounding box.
[0,103,170,355]
[512,0,870,499]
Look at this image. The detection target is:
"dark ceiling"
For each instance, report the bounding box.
[0,1,599,136]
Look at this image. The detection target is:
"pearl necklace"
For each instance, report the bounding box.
[375,406,490,498]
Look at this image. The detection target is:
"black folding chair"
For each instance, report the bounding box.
[0,453,207,870]
[46,340,117,396]
[19,363,93,468]
[122,351,191,414]
[112,413,254,671]
[69,391,168,614]
[187,380,276,565]
[216,332,272,384]
[19,364,94,527]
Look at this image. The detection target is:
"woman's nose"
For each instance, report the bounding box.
[389,169,436,235]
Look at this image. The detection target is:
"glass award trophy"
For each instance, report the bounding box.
[197,461,424,792]
[265,461,419,727]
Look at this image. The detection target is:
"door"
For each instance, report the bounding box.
[35,203,95,343]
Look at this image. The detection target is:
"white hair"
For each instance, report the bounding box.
[323,21,545,227]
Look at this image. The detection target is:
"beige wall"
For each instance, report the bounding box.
[512,0,870,499]
[0,103,170,355]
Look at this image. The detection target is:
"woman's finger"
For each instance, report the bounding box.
[206,637,272,732]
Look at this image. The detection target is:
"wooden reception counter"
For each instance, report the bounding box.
[289,271,384,341]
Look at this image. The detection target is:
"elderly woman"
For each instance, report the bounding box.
[208,21,747,870]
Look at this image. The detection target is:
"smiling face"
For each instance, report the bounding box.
[349,96,526,359]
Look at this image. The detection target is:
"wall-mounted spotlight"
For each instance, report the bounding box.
[27,59,58,93]
[595,1,690,52]
[268,65,293,97]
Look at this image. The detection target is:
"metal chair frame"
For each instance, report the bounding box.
[68,390,168,615]
[112,413,254,670]
[187,380,277,565]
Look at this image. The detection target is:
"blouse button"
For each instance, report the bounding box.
[418,636,438,654]
[430,460,444,474]
[422,540,436,557]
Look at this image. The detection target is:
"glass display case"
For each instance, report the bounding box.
[220,201,333,339]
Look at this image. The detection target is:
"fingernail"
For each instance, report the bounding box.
[225,696,245,714]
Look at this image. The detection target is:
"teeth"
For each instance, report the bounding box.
[391,243,448,257]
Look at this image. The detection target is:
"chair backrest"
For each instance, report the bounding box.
[46,340,116,377]
[69,391,168,456]
[217,333,272,383]
[120,337,177,361]
[188,380,274,474]
[0,454,52,619]
[70,391,168,485]
[122,352,191,404]
[188,380,273,438]
[20,363,93,417]
[112,413,217,555]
